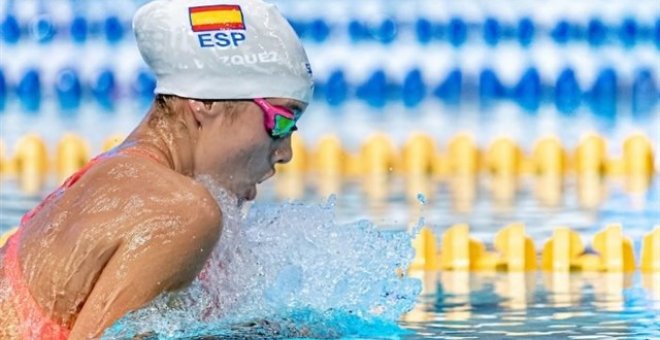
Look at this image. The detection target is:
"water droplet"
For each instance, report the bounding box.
[326,194,337,208]
[107,178,421,338]
[416,193,427,205]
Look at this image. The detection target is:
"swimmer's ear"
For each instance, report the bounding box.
[188,99,213,127]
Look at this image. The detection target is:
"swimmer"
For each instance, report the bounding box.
[0,0,313,338]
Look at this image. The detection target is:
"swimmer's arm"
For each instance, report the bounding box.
[68,204,221,339]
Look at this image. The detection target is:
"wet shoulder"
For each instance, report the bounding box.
[74,154,221,229]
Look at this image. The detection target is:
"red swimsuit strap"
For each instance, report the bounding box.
[5,230,71,339]
[20,154,107,226]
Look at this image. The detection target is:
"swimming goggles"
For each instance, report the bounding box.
[253,98,301,139]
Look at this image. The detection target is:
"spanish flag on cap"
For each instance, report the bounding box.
[189,4,245,32]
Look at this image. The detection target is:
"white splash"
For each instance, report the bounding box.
[103,176,421,338]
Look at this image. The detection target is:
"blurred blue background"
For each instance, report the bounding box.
[0,0,657,148]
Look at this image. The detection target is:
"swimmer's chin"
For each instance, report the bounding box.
[243,185,257,202]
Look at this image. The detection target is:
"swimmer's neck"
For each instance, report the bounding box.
[121,105,198,177]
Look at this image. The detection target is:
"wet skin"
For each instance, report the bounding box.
[0,97,305,339]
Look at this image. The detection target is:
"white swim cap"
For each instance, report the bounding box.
[133,0,314,104]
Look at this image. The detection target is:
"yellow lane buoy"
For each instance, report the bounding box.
[575,133,607,175]
[439,224,485,271]
[532,136,566,175]
[312,135,344,176]
[14,134,49,193]
[360,133,397,176]
[574,254,602,272]
[431,152,450,178]
[0,138,9,175]
[344,152,362,177]
[485,137,522,177]
[591,223,635,272]
[541,227,584,272]
[14,134,49,177]
[447,133,479,175]
[402,133,435,175]
[102,134,125,152]
[410,226,440,271]
[640,226,660,273]
[56,133,90,180]
[623,134,655,177]
[494,223,537,271]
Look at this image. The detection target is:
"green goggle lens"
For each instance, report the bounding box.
[272,115,297,137]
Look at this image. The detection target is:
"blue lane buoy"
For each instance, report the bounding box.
[375,18,397,44]
[309,19,330,43]
[104,16,124,44]
[55,68,82,110]
[70,16,88,44]
[356,69,388,108]
[416,18,433,44]
[402,68,426,108]
[17,68,41,112]
[433,68,462,105]
[551,20,572,44]
[517,17,535,47]
[325,69,348,107]
[447,17,468,47]
[91,68,116,110]
[479,68,505,106]
[288,19,307,39]
[587,18,607,47]
[654,19,660,49]
[483,17,501,46]
[514,67,542,113]
[1,14,21,44]
[0,68,6,111]
[631,68,657,118]
[34,16,56,43]
[312,81,325,101]
[348,19,368,43]
[619,17,638,48]
[589,68,618,118]
[555,68,581,115]
[133,69,156,101]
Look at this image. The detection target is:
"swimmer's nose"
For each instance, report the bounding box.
[273,136,293,164]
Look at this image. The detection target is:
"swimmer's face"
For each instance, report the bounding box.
[191,98,306,201]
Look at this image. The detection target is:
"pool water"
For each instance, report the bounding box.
[1,171,658,338]
[404,272,659,339]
